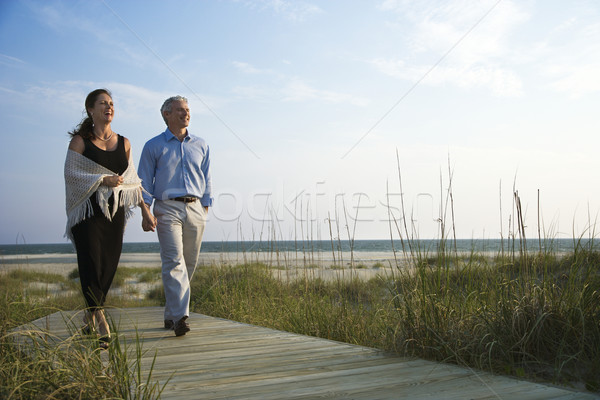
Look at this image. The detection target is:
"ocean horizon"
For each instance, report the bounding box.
[0,238,596,256]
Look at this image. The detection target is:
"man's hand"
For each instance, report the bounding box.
[141,203,157,232]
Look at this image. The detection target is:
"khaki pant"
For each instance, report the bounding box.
[154,199,207,321]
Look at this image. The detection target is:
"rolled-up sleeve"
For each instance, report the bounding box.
[200,144,213,207]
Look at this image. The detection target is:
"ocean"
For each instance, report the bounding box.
[0,238,595,256]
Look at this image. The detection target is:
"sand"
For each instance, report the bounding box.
[0,251,404,282]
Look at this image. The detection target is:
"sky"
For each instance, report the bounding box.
[1,0,600,244]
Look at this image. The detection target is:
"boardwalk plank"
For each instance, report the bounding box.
[18,307,599,400]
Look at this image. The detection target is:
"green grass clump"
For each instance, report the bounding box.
[1,310,166,399]
[187,248,600,393]
[190,263,393,347]
[391,248,599,391]
[5,269,66,284]
[0,264,164,399]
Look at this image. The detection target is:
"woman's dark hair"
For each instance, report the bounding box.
[68,88,112,139]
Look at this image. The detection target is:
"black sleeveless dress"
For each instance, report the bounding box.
[71,135,128,310]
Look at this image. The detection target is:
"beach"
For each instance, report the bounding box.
[0,253,162,276]
[0,237,584,278]
[0,250,404,282]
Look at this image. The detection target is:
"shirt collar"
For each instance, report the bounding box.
[162,128,190,142]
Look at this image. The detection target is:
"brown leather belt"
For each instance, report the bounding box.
[172,196,197,203]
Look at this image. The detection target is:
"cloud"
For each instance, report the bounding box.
[25,1,152,68]
[267,0,323,21]
[539,20,600,98]
[106,83,170,113]
[370,58,523,97]
[232,78,369,105]
[281,78,369,106]
[232,61,274,75]
[545,64,600,98]
[373,0,528,97]
[4,81,173,126]
[0,53,26,67]
[240,0,323,22]
[231,85,273,102]
[378,2,600,99]
[230,61,369,105]
[0,86,21,95]
[25,81,93,112]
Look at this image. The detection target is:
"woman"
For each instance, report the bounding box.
[64,89,155,348]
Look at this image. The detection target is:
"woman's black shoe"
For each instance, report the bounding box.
[98,335,112,350]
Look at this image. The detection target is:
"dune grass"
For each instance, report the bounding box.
[1,313,165,399]
[3,210,600,398]
[2,240,599,396]
[0,264,165,399]
[184,243,600,393]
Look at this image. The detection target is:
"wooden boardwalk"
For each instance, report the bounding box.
[21,307,598,399]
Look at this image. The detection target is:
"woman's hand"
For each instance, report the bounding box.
[103,175,123,187]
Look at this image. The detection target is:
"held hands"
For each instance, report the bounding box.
[101,176,158,232]
[142,214,157,232]
[103,175,124,187]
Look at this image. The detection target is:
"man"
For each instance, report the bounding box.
[138,95,212,337]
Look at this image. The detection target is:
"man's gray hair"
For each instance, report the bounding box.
[160,95,188,125]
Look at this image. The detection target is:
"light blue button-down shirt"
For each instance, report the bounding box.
[138,128,213,207]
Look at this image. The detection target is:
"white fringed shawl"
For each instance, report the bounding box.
[64,149,143,242]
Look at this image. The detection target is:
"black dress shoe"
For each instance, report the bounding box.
[174,316,190,337]
[164,319,174,330]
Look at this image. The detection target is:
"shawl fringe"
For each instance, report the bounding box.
[64,149,142,242]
